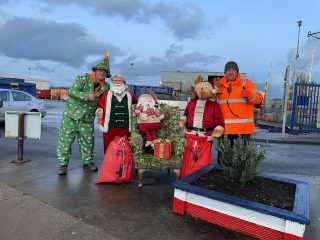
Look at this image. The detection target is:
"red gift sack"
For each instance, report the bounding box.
[180,134,212,178]
[96,136,134,184]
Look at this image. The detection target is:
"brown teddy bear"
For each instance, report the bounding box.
[179,75,224,178]
[190,76,221,100]
[180,75,224,139]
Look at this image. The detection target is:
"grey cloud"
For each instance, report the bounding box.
[90,0,145,20]
[112,44,220,77]
[140,2,207,40]
[34,63,57,73]
[0,16,123,67]
[287,36,320,71]
[45,0,219,40]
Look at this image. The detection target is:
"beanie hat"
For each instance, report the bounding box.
[224,61,239,73]
[92,52,111,78]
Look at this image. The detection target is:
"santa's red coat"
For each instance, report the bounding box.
[182,99,224,136]
[97,90,138,152]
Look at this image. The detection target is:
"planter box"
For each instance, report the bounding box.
[172,164,310,240]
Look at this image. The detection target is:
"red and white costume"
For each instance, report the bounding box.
[135,94,164,143]
[97,90,138,152]
[181,99,224,141]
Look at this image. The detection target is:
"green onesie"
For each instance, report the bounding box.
[57,74,109,166]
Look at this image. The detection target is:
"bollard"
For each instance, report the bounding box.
[11,112,30,164]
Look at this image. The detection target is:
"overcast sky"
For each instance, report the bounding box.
[0,0,319,98]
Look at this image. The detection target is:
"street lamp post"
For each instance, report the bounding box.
[292,20,302,86]
[28,67,31,78]
[307,31,320,40]
[290,20,302,104]
[295,20,302,60]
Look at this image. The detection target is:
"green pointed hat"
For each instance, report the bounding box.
[92,52,111,78]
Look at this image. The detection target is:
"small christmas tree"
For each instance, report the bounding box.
[220,136,265,185]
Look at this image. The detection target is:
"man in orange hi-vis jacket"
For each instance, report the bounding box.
[217,61,264,145]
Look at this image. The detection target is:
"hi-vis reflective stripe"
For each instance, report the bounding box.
[217,98,247,104]
[224,118,254,124]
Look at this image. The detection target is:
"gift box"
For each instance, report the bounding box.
[154,139,171,160]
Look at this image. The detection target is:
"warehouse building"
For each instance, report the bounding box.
[160,71,247,100]
[25,77,50,90]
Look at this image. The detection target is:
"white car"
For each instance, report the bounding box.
[0,89,46,121]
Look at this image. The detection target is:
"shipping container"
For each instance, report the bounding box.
[0,80,36,97]
[17,82,36,96]
[0,77,25,83]
[25,78,50,90]
[36,90,51,99]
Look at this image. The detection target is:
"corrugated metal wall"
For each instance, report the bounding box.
[161,71,247,93]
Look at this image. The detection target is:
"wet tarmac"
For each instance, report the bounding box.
[0,100,319,239]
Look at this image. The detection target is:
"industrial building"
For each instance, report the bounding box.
[161,71,247,100]
[25,77,50,90]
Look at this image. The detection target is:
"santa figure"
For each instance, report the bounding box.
[135,92,164,150]
[96,74,138,153]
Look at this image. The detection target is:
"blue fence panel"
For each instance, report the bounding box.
[152,86,161,93]
[127,84,135,93]
[297,96,309,106]
[291,82,320,133]
[145,86,153,93]
[125,84,174,97]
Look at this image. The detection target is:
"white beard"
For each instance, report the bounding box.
[110,83,126,94]
[138,98,156,111]
[110,83,127,101]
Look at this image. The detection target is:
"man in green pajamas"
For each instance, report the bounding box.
[57,52,111,175]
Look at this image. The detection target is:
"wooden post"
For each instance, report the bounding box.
[11,112,30,164]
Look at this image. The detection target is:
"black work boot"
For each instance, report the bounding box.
[58,165,68,175]
[83,162,98,171]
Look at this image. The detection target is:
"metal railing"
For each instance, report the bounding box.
[291,82,320,133]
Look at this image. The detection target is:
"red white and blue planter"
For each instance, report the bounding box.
[172,164,310,240]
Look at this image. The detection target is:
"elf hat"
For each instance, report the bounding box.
[92,52,111,78]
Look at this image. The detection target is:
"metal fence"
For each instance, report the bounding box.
[290,82,320,133]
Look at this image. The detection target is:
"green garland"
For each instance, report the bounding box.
[130,104,186,170]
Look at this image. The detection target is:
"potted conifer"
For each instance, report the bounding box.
[172,137,310,240]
